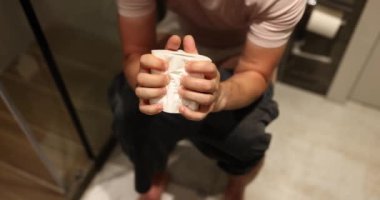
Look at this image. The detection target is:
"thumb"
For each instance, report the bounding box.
[183,35,198,54]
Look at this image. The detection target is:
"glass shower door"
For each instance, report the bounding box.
[0,0,107,199]
[30,0,122,156]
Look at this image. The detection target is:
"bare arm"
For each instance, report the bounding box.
[118,9,183,115]
[179,37,285,120]
[216,41,285,111]
[118,11,156,88]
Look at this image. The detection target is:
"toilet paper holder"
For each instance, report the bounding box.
[291,40,332,64]
[289,0,349,64]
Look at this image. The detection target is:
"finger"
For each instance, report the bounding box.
[165,35,182,50]
[137,73,169,88]
[135,87,166,99]
[183,35,198,54]
[140,54,166,71]
[179,88,215,105]
[139,100,163,115]
[179,105,207,121]
[139,67,149,73]
[186,61,218,79]
[181,76,217,93]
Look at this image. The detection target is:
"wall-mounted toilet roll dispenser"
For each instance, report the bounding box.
[278,0,367,94]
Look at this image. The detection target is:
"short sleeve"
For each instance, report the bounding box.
[116,0,155,18]
[248,0,306,48]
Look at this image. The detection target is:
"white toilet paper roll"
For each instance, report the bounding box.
[306,5,344,39]
[150,50,212,114]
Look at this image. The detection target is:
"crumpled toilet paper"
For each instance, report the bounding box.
[150,50,212,113]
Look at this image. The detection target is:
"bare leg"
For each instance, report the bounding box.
[138,172,169,200]
[224,158,265,200]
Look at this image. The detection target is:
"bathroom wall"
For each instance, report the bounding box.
[328,0,380,106]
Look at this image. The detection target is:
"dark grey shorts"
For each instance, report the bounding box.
[108,71,279,193]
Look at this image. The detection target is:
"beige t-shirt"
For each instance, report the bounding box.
[117,0,306,48]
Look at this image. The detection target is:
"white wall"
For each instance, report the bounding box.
[327,0,380,102]
[350,33,380,109]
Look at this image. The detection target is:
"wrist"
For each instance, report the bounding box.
[212,81,230,112]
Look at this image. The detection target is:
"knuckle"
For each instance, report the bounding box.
[205,95,215,104]
[210,62,217,69]
[139,106,156,115]
[182,89,190,98]
[202,81,213,91]
[192,62,203,70]
[184,111,205,121]
[207,67,216,75]
[136,73,145,84]
[159,75,168,86]
[150,90,159,98]
[199,95,211,105]
[140,54,163,69]
[185,114,196,121]
[135,87,143,97]
[207,63,217,73]
[210,81,217,91]
[139,54,150,64]
[139,106,148,114]
[186,62,194,71]
[181,76,189,86]
[136,87,165,99]
[194,115,205,121]
[145,111,156,115]
[199,61,211,68]
[142,110,154,115]
[192,118,201,121]
[157,88,166,96]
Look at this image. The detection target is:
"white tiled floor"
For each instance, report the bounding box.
[81,83,380,200]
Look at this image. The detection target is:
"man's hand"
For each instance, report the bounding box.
[135,35,181,115]
[179,36,222,121]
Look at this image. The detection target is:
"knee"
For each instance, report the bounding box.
[229,127,272,162]
[218,130,270,176]
[218,153,265,176]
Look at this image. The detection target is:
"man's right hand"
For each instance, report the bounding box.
[135,35,181,115]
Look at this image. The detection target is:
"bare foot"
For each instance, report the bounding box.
[138,172,169,200]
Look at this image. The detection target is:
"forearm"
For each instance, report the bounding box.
[214,41,284,111]
[216,71,268,111]
[118,10,156,89]
[123,53,142,89]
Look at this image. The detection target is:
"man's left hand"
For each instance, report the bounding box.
[178,35,222,121]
